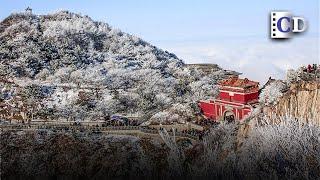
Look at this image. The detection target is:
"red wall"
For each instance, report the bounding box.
[219,91,258,104]
[199,102,216,119]
[244,92,259,102]
[199,101,252,122]
[219,92,231,101]
[199,87,257,122]
[233,93,245,102]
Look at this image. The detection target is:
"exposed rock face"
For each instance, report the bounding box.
[264,81,320,124]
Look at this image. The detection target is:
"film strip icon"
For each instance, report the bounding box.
[270,11,292,39]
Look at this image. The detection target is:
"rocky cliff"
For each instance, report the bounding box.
[263,81,320,124]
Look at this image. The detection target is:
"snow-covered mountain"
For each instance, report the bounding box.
[0,10,184,79]
[0,10,234,122]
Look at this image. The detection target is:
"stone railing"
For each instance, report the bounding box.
[0,124,199,140]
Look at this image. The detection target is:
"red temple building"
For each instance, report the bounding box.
[199,77,259,122]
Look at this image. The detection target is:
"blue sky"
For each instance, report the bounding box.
[0,0,319,82]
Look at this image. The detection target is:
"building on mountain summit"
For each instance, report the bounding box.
[199,77,259,122]
[25,7,32,14]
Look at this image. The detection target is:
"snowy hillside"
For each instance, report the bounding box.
[0,11,184,79]
[0,10,235,122]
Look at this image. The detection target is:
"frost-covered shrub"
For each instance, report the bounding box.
[148,111,180,125]
[178,122,239,178]
[189,78,219,101]
[168,103,194,120]
[48,88,79,108]
[238,116,320,179]
[144,103,195,125]
[158,116,320,179]
[35,69,50,80]
[42,16,107,38]
[259,81,287,105]
[286,68,302,83]
[159,128,185,177]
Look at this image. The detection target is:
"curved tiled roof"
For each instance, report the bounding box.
[219,77,259,92]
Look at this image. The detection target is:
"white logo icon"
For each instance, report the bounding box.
[271,11,307,39]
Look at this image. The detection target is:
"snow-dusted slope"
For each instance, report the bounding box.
[0,11,183,79]
[0,11,234,122]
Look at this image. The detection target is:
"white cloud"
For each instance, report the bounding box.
[160,37,319,84]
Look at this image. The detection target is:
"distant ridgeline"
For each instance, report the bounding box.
[186,64,241,76]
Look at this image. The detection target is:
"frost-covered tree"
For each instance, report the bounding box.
[286,69,302,83]
[259,81,287,106]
